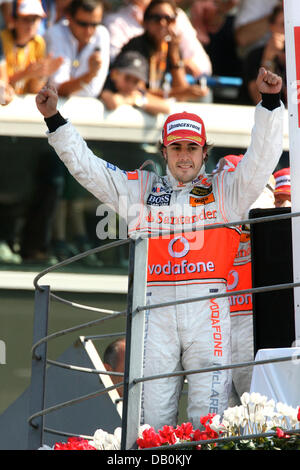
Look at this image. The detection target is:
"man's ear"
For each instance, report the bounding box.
[162,146,167,161]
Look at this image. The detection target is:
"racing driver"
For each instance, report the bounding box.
[35,67,283,431]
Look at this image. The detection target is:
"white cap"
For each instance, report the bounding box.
[16,0,46,18]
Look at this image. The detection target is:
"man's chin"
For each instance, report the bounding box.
[176,172,195,184]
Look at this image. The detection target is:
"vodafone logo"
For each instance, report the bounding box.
[168,237,190,258]
[148,235,215,278]
[227,269,239,290]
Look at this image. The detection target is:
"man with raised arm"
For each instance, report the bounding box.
[36,67,283,431]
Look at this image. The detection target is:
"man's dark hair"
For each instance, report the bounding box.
[144,0,177,22]
[67,0,103,17]
[103,337,125,371]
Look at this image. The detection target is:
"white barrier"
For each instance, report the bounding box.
[0,94,290,149]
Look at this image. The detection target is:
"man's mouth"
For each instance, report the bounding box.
[177,163,193,169]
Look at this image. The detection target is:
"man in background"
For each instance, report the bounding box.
[44,0,110,97]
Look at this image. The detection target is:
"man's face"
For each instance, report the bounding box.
[68,6,103,47]
[163,141,206,183]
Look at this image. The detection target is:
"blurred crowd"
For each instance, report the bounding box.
[0,0,288,266]
[0,0,286,108]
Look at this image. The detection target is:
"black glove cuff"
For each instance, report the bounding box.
[261,93,281,111]
[44,111,67,132]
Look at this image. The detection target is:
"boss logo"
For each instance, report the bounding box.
[147,193,171,206]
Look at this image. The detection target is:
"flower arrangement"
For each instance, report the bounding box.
[50,428,122,451]
[47,393,300,451]
[136,393,300,450]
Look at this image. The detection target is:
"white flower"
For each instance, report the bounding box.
[264,399,275,417]
[89,427,122,450]
[223,406,244,427]
[210,414,225,433]
[250,392,267,405]
[276,402,289,415]
[221,417,231,431]
[104,432,120,450]
[254,410,266,426]
[240,392,250,406]
[276,403,299,428]
[90,429,111,450]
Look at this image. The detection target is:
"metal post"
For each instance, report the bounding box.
[27,286,50,449]
[121,238,148,450]
[284,0,300,343]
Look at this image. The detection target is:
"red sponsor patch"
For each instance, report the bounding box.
[189,193,215,206]
[126,170,139,180]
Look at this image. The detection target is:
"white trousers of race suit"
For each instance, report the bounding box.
[229,314,254,407]
[141,282,232,431]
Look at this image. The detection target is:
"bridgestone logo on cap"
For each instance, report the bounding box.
[276,175,290,185]
[167,119,202,134]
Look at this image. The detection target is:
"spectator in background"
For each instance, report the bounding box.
[100,50,171,114]
[234,0,281,58]
[273,167,291,208]
[190,0,239,46]
[103,337,126,397]
[103,0,151,61]
[44,0,110,97]
[116,0,209,102]
[190,0,243,81]
[174,0,212,78]
[243,3,286,106]
[104,0,212,80]
[0,0,62,95]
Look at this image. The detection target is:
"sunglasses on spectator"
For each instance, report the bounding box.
[146,14,176,24]
[73,19,101,27]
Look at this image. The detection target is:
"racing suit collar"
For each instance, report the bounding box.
[166,164,206,190]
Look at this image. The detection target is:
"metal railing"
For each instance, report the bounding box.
[27,210,300,450]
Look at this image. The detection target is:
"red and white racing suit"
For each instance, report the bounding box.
[227,226,254,405]
[227,185,275,406]
[47,102,283,429]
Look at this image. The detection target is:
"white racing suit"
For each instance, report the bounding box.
[48,102,283,430]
